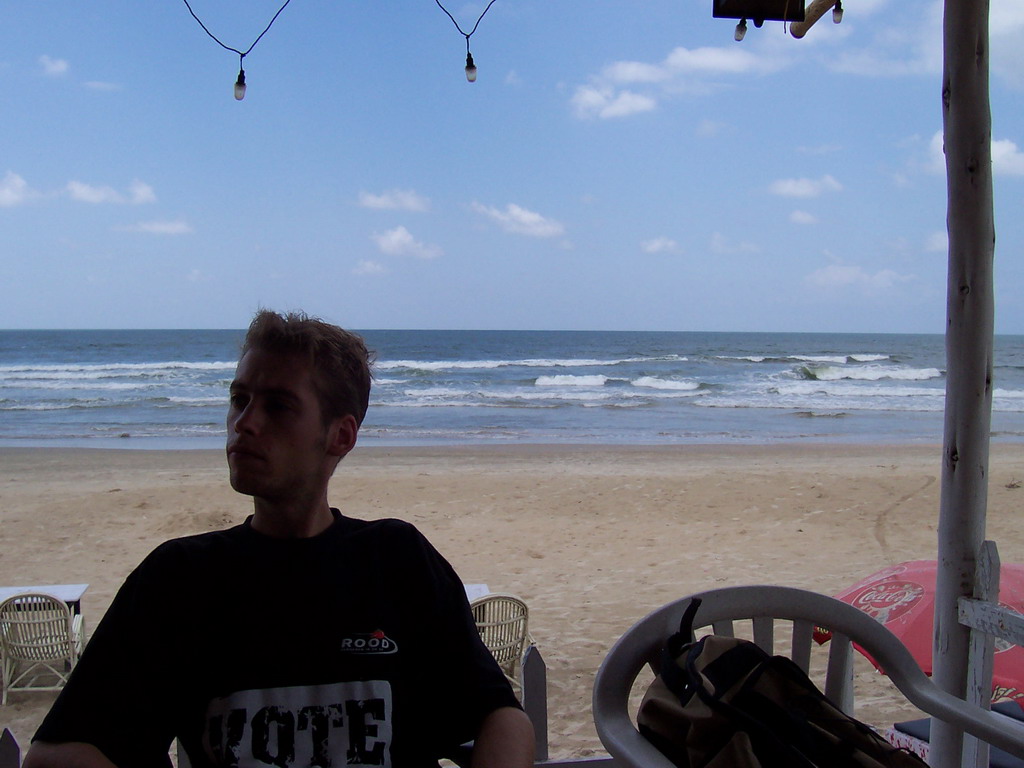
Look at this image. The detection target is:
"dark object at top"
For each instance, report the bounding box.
[713,0,806,24]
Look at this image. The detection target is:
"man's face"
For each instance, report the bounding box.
[226,347,332,503]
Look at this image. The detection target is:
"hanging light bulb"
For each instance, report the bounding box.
[234,68,246,100]
[465,52,477,82]
[734,19,747,41]
[833,0,843,23]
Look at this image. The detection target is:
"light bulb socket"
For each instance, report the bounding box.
[465,52,477,82]
[734,19,747,41]
[234,68,246,100]
[833,1,844,22]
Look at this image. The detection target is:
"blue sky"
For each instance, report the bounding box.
[2,0,1023,333]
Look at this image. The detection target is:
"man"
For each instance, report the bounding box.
[25,310,534,768]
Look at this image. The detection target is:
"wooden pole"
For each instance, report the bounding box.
[931,0,995,764]
[789,0,837,39]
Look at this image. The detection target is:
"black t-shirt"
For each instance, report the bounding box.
[35,511,519,767]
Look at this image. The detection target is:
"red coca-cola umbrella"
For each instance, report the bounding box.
[817,560,1024,702]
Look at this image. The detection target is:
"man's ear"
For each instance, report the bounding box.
[326,414,359,458]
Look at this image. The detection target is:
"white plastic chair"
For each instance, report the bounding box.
[470,593,531,695]
[592,585,1024,768]
[0,592,84,704]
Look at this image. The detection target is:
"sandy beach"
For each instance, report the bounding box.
[2,443,1024,758]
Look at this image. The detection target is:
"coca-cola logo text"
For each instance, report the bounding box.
[850,581,923,624]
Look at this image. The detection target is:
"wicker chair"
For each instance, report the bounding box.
[470,593,531,696]
[0,592,85,704]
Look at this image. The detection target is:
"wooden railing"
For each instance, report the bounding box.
[954,541,1024,767]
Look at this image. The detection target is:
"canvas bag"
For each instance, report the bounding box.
[636,598,929,768]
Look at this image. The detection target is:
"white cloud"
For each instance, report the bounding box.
[641,237,681,254]
[353,260,387,275]
[926,231,948,252]
[928,130,1024,176]
[66,181,117,203]
[854,0,898,12]
[186,269,209,283]
[471,202,565,238]
[39,55,68,76]
[663,46,768,74]
[790,210,817,225]
[571,45,777,120]
[571,86,656,120]
[989,0,1024,88]
[992,0,1024,32]
[128,180,156,204]
[569,0,1021,127]
[829,48,934,79]
[372,226,441,259]
[827,1,942,78]
[117,220,193,235]
[696,119,727,138]
[710,232,759,255]
[892,171,912,188]
[358,189,430,212]
[0,172,35,207]
[66,179,155,204]
[802,0,1024,86]
[504,70,523,87]
[769,175,842,198]
[992,138,1024,175]
[602,60,669,84]
[805,263,914,293]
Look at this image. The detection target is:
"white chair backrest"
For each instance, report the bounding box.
[592,585,1024,768]
[1,591,84,704]
[470,593,530,686]
[0,592,76,663]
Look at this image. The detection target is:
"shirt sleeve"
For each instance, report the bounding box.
[389,523,523,758]
[33,546,182,768]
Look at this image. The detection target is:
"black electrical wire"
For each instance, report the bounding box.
[434,0,497,51]
[181,0,293,62]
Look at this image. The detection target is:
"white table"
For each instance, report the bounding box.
[464,583,490,602]
[0,584,89,614]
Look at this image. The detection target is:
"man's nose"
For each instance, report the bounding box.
[232,402,260,434]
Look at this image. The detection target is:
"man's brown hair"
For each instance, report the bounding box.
[240,310,374,426]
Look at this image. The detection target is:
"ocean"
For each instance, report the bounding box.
[3,329,1024,448]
